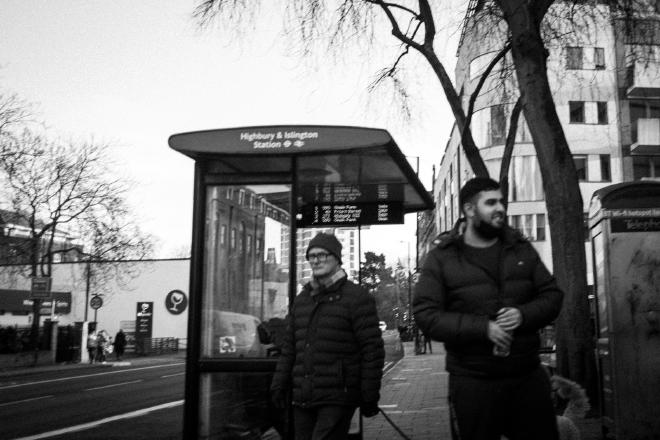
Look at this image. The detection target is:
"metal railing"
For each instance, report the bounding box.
[134,337,179,355]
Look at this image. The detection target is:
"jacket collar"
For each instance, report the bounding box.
[434,219,526,250]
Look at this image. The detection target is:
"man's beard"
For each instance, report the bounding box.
[474,219,504,240]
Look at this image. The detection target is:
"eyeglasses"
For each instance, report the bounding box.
[307,252,331,262]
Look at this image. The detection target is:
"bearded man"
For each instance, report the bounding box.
[413,177,564,440]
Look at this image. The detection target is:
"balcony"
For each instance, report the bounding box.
[626,61,660,99]
[631,118,660,155]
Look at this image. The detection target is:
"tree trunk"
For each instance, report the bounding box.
[501,2,597,401]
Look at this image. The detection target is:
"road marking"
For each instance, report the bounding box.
[11,400,184,440]
[0,362,184,390]
[84,380,142,391]
[0,395,53,407]
[379,404,398,408]
[161,372,185,378]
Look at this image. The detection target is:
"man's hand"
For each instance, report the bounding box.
[495,307,522,331]
[487,321,512,349]
[360,401,380,418]
[271,388,287,409]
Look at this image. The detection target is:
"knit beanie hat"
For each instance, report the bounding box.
[306,233,342,264]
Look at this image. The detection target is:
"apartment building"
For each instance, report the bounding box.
[423,1,660,279]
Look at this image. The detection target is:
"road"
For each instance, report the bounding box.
[0,361,185,440]
[0,332,403,440]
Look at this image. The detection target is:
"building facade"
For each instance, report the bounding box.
[422,1,660,283]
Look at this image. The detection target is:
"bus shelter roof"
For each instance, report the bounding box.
[169,125,434,213]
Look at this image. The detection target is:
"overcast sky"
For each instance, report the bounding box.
[0,1,463,265]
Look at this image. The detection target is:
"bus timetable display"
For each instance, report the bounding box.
[297,183,405,227]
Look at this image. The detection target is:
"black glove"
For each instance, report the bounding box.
[271,388,287,409]
[360,401,380,418]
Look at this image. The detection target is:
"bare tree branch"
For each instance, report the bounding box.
[499,97,522,202]
[463,42,512,135]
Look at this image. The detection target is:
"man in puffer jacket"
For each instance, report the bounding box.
[413,177,564,440]
[271,232,384,440]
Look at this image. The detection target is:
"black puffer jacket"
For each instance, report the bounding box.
[413,227,563,377]
[271,275,385,408]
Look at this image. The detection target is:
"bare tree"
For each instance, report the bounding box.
[0,131,154,356]
[192,0,633,396]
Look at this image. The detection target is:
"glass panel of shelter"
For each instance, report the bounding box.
[201,184,291,359]
[198,183,292,439]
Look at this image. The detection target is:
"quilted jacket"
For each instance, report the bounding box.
[270,275,385,408]
[413,226,563,377]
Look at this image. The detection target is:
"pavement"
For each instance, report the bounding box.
[363,341,603,440]
[1,344,604,439]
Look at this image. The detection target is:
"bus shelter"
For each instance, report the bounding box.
[169,125,434,439]
[588,181,660,439]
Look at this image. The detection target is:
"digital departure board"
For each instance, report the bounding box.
[297,202,404,227]
[296,183,405,227]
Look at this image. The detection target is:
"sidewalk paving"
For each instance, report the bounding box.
[364,341,603,440]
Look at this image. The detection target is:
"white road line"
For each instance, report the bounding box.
[84,380,143,391]
[11,400,184,440]
[0,362,184,390]
[0,395,54,407]
[161,372,185,378]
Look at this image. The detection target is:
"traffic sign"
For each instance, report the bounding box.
[30,276,52,299]
[90,295,103,310]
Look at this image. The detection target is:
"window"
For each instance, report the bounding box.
[226,188,234,200]
[574,156,588,181]
[509,156,545,202]
[633,156,660,180]
[490,104,507,145]
[516,118,532,143]
[570,101,585,123]
[597,102,608,124]
[508,214,546,241]
[247,234,252,254]
[600,155,611,181]
[220,225,227,246]
[594,48,605,69]
[566,47,583,69]
[238,190,245,205]
[231,228,237,250]
[583,213,590,242]
[536,214,546,241]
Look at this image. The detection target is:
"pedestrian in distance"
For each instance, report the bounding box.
[96,330,108,364]
[114,329,127,361]
[86,330,97,364]
[270,232,385,440]
[413,177,564,440]
[422,331,433,354]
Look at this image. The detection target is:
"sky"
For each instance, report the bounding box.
[0,1,463,266]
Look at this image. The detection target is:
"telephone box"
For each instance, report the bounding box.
[169,125,433,439]
[588,181,660,440]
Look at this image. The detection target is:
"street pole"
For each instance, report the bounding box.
[84,258,91,322]
[407,241,412,327]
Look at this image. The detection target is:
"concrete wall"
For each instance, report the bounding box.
[0,259,190,342]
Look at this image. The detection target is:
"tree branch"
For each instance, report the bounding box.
[370,0,424,51]
[418,0,435,48]
[499,97,522,202]
[463,42,511,134]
